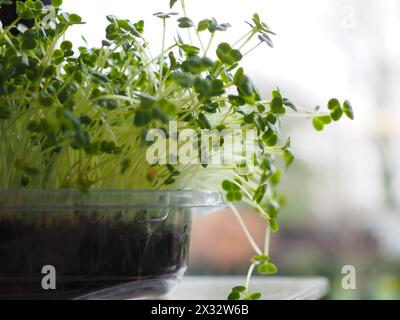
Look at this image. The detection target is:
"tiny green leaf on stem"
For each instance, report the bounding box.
[257,262,277,274]
[262,130,278,147]
[312,117,325,131]
[328,98,343,121]
[177,17,194,28]
[283,148,294,167]
[252,254,270,262]
[52,0,63,7]
[283,98,298,112]
[258,32,273,48]
[153,12,178,19]
[169,0,178,9]
[197,19,210,32]
[232,286,246,293]
[227,291,241,300]
[248,293,262,300]
[270,90,285,114]
[216,43,242,65]
[270,219,279,232]
[343,100,354,120]
[253,184,267,203]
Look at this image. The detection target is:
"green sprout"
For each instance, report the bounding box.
[0,0,353,299]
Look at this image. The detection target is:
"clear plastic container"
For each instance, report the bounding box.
[0,190,226,300]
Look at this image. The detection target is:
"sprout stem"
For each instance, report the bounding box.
[229,203,262,255]
[245,263,256,293]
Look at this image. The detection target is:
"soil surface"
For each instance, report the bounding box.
[0,211,191,299]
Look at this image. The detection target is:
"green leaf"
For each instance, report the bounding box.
[69,13,83,25]
[258,32,273,48]
[319,115,332,124]
[233,67,245,85]
[158,99,176,116]
[283,98,297,112]
[262,130,278,147]
[197,19,210,32]
[312,117,325,131]
[216,42,242,65]
[252,254,270,262]
[171,71,194,87]
[251,13,275,34]
[328,98,343,121]
[226,190,242,202]
[177,17,193,28]
[154,11,178,19]
[16,2,33,20]
[233,191,242,201]
[267,200,280,219]
[228,291,241,300]
[222,180,232,191]
[22,37,37,50]
[194,77,224,98]
[52,0,62,8]
[197,18,224,33]
[283,148,294,167]
[198,113,211,129]
[207,18,218,32]
[134,109,152,126]
[270,219,279,232]
[61,41,73,52]
[169,0,178,8]
[270,90,285,114]
[215,22,231,32]
[249,293,262,300]
[343,100,354,120]
[228,95,245,107]
[22,30,38,50]
[181,55,213,75]
[270,169,282,185]
[328,98,340,110]
[232,286,246,293]
[23,29,38,39]
[253,184,267,203]
[39,95,54,107]
[257,262,278,274]
[180,44,200,55]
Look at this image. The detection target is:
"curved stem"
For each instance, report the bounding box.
[245,263,256,293]
[229,203,262,255]
[204,32,215,56]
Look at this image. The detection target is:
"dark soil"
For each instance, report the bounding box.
[0,1,52,29]
[0,211,191,299]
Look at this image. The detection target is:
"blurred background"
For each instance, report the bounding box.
[62,0,400,299]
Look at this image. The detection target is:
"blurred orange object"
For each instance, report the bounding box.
[188,208,265,271]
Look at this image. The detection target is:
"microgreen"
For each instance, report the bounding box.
[0,0,353,299]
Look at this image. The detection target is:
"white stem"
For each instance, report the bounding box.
[264,222,270,255]
[229,203,262,255]
[158,18,167,97]
[245,263,256,292]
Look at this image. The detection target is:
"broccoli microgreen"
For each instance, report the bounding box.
[0,0,353,299]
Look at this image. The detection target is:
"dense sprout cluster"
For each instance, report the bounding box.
[0,0,353,299]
